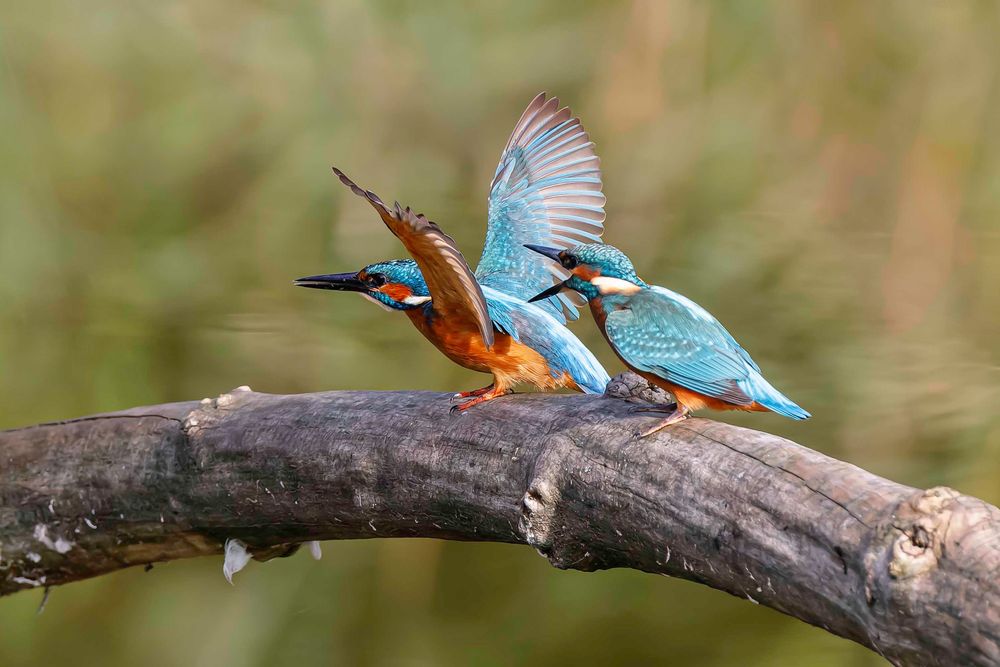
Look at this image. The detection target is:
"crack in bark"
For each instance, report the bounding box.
[2,413,186,433]
[683,423,874,529]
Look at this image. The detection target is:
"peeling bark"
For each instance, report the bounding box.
[1,379,998,666]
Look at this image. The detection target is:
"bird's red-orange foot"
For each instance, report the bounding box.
[638,404,690,438]
[450,386,513,413]
[628,402,691,437]
[454,385,495,399]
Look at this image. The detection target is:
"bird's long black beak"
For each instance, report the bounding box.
[528,281,568,303]
[523,244,563,262]
[524,245,570,303]
[293,272,367,292]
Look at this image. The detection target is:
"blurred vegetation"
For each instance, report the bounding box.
[1,1,999,665]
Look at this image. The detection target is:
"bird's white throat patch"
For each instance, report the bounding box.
[360,293,394,312]
[591,276,642,296]
[360,293,430,310]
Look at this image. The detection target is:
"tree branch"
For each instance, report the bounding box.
[1,381,998,666]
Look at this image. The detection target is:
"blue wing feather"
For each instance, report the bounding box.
[604,287,809,418]
[476,93,606,322]
[483,286,610,394]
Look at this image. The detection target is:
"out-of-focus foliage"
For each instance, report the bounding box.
[1,1,998,665]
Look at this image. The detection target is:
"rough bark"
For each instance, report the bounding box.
[1,380,998,666]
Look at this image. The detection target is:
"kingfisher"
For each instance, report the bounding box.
[295,93,611,411]
[525,243,810,436]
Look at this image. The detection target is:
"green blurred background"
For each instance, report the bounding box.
[2,1,998,665]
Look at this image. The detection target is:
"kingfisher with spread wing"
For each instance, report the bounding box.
[525,243,810,436]
[295,93,610,411]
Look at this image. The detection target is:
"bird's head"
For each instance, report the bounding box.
[524,243,645,302]
[294,259,431,311]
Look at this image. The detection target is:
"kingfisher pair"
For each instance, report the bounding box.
[296,93,809,435]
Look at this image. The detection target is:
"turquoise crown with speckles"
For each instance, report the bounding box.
[364,259,429,296]
[570,244,643,283]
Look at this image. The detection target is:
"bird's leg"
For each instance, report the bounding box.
[453,384,495,399]
[450,385,513,413]
[637,404,691,438]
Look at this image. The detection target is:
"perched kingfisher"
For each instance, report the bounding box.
[295,93,611,410]
[525,243,810,435]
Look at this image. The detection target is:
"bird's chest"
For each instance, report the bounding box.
[589,298,610,331]
[590,297,639,369]
[404,308,553,384]
[590,298,624,351]
[405,309,496,372]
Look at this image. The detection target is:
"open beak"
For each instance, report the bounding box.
[293,272,367,292]
[523,244,563,263]
[528,280,568,303]
[524,244,571,303]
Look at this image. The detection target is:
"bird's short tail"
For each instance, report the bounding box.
[743,374,810,420]
[560,341,611,394]
[576,365,612,395]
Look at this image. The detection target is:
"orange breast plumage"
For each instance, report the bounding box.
[406,310,573,393]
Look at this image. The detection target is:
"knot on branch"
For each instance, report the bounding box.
[604,371,674,405]
[517,435,600,571]
[517,434,587,567]
[519,481,559,552]
[184,385,254,434]
[888,486,960,580]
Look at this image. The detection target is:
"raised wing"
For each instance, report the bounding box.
[477,92,606,322]
[333,168,494,348]
[603,287,758,404]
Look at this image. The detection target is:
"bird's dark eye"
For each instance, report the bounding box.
[560,254,578,270]
[367,273,387,288]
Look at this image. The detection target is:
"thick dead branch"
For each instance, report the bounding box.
[1,381,998,666]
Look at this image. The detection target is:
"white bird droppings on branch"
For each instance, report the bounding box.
[223,538,252,584]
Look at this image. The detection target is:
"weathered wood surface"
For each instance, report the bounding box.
[1,382,998,666]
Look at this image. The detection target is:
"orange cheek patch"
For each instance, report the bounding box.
[573,266,601,281]
[380,283,413,302]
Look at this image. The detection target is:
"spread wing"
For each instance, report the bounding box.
[603,287,758,404]
[333,168,494,348]
[476,92,606,322]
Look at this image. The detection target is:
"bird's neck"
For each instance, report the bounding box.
[365,291,430,311]
[405,302,440,337]
[568,274,646,305]
[566,276,601,301]
[593,290,634,313]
